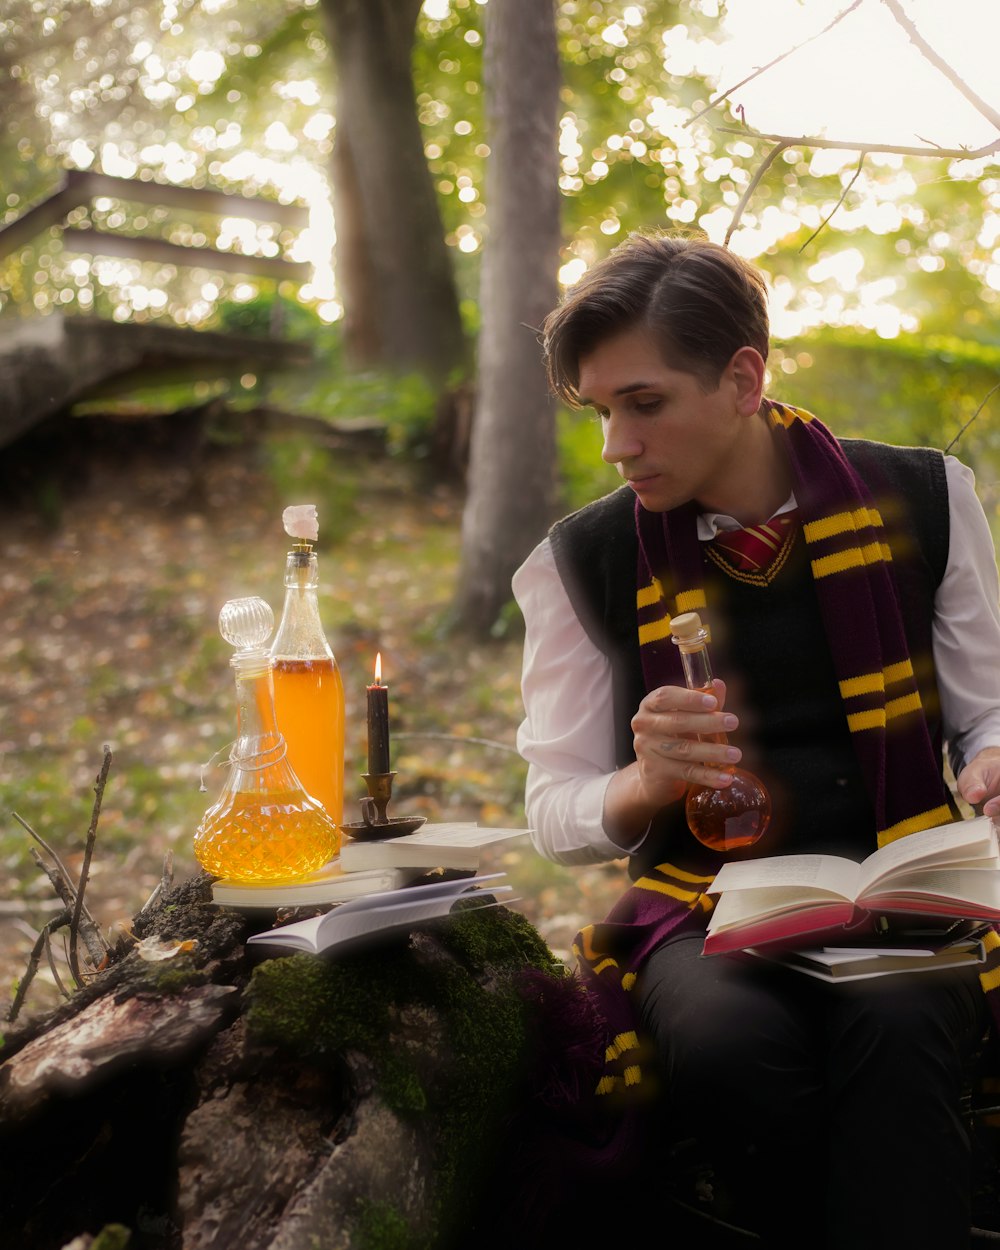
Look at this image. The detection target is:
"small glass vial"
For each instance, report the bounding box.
[270,534,346,832]
[670,610,771,852]
[194,596,339,883]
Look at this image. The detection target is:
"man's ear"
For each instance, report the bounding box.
[727,346,766,416]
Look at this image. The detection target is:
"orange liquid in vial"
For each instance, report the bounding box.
[272,656,346,830]
[194,789,338,883]
[686,771,771,852]
[686,680,771,852]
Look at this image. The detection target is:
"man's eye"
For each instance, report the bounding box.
[633,397,661,414]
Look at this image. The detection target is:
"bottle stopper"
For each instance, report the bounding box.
[671,611,709,651]
[283,504,318,550]
[219,596,274,666]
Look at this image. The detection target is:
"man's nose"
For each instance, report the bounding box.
[601,415,642,466]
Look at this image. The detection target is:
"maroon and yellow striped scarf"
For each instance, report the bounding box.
[573,401,1000,1108]
[636,399,951,846]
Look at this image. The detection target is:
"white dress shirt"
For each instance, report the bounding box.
[513,456,1000,866]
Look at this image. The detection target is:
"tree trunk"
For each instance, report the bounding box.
[320,0,467,382]
[455,0,561,635]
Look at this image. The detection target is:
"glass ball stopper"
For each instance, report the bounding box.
[219,596,274,666]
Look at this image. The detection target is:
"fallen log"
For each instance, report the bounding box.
[0,871,606,1250]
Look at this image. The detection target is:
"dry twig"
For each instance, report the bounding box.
[689,0,864,126]
[798,152,867,253]
[6,908,71,1025]
[17,818,107,970]
[724,141,792,246]
[945,382,1000,456]
[69,745,113,984]
[882,0,1000,133]
[136,849,176,920]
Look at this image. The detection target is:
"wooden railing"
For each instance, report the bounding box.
[0,169,312,284]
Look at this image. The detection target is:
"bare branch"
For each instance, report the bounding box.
[799,153,867,252]
[725,141,792,245]
[882,0,1000,133]
[14,812,79,895]
[19,804,107,954]
[706,0,1000,238]
[29,846,107,972]
[690,0,864,126]
[161,848,175,894]
[945,381,1000,455]
[43,931,73,1001]
[6,908,71,1025]
[69,745,113,985]
[717,127,1000,162]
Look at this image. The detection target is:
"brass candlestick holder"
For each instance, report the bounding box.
[340,769,427,841]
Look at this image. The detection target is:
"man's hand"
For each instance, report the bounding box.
[956,746,1000,819]
[602,679,741,846]
[631,678,742,801]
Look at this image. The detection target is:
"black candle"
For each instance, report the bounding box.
[366,652,391,774]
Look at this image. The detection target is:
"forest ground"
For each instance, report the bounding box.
[0,403,627,1028]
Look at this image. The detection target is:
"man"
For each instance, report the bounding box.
[513,231,1000,1248]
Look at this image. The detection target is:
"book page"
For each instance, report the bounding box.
[332,872,508,916]
[710,853,861,900]
[858,816,997,893]
[862,866,1000,915]
[709,885,841,930]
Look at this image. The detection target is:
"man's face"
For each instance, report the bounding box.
[577,326,752,516]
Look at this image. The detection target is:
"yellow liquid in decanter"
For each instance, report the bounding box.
[194,595,339,883]
[194,788,337,882]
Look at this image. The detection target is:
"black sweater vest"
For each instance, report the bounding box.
[549,440,952,879]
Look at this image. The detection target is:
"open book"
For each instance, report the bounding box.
[703,815,1000,956]
[339,821,530,873]
[245,872,514,956]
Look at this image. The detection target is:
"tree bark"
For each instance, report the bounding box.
[320,0,467,382]
[455,0,561,634]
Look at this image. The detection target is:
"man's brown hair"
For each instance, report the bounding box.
[542,231,770,405]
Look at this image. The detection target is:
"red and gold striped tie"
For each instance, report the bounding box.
[711,512,798,573]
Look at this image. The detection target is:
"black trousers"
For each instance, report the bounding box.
[636,933,989,1250]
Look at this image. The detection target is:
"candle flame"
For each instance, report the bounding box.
[374,651,382,684]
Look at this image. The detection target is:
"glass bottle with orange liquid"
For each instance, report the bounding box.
[194,596,339,882]
[670,610,771,853]
[269,512,346,836]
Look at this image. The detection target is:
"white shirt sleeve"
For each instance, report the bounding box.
[935,456,1000,768]
[512,538,627,865]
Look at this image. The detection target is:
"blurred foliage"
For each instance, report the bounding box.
[1,0,997,511]
[770,328,1000,535]
[2,0,999,355]
[217,289,320,340]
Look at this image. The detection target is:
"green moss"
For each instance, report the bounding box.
[245,949,429,1111]
[145,960,206,996]
[357,1199,412,1250]
[439,901,564,978]
[244,907,563,1250]
[91,1225,131,1250]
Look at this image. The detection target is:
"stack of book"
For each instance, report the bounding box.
[211,821,529,955]
[702,814,1000,981]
